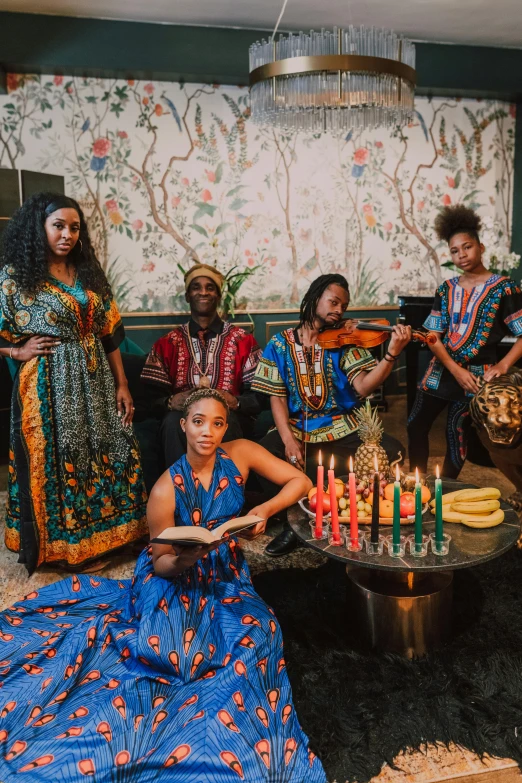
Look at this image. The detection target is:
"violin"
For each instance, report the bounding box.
[316,318,438,350]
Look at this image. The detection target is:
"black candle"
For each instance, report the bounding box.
[370,459,380,544]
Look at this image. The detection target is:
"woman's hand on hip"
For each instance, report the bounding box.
[116,382,134,426]
[13,335,61,362]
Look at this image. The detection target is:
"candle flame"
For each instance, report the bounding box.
[349,456,354,473]
[415,467,420,483]
[318,450,322,467]
[373,454,379,472]
[436,464,440,479]
[395,463,400,482]
[329,454,334,470]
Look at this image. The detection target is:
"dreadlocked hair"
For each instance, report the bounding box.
[299,274,349,328]
[1,191,112,298]
[434,204,482,244]
[182,388,229,420]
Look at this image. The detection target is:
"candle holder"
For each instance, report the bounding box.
[328,530,344,547]
[385,535,407,558]
[309,520,330,541]
[346,531,365,552]
[429,532,451,556]
[364,534,385,556]
[407,534,429,558]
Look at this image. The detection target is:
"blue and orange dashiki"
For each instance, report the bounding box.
[0,448,326,783]
[252,327,376,443]
[0,265,147,572]
[420,274,522,400]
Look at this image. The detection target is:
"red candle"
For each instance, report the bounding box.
[314,451,324,538]
[349,456,358,546]
[328,455,341,545]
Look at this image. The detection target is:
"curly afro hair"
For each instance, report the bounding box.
[182,388,229,420]
[434,204,482,244]
[1,191,112,298]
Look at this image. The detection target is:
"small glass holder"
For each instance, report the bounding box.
[346,531,365,553]
[309,520,330,541]
[364,534,385,556]
[408,534,429,558]
[429,532,451,556]
[385,535,407,558]
[328,530,344,547]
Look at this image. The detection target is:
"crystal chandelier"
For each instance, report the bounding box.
[249,25,416,134]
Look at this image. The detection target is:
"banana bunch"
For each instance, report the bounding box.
[429,487,504,528]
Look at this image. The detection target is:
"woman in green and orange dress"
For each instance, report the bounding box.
[0,192,147,574]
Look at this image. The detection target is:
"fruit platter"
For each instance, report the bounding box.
[299,472,430,525]
[298,399,430,525]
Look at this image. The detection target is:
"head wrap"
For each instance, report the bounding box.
[184,263,225,294]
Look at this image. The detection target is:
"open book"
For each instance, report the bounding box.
[150,515,264,548]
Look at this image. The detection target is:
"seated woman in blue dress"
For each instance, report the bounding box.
[0,388,326,783]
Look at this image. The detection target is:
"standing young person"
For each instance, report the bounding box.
[408,205,522,478]
[0,192,147,573]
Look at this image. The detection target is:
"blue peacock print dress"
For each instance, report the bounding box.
[0,448,326,782]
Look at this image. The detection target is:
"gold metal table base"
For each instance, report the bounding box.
[347,567,454,659]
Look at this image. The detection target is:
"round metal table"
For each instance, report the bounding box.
[288,478,521,657]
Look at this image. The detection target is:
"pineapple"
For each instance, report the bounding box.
[353,399,389,483]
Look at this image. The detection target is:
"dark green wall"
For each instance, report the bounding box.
[1,12,522,99]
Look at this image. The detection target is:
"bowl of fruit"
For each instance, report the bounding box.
[298,400,430,524]
[299,474,430,525]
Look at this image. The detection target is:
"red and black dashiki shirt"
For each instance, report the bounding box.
[141,317,262,415]
[419,274,522,400]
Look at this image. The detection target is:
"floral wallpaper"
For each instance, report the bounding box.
[0,73,517,312]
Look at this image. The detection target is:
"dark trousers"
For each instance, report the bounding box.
[257,427,405,498]
[160,409,247,469]
[407,391,471,479]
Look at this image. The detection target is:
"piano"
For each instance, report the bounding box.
[397,295,433,415]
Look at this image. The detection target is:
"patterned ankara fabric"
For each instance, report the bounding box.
[420,275,522,400]
[0,449,326,783]
[0,265,147,572]
[252,328,377,443]
[140,320,261,397]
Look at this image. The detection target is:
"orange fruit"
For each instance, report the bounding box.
[308,486,318,501]
[421,485,431,503]
[383,483,400,501]
[379,499,394,518]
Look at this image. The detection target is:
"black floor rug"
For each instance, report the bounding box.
[253,548,522,783]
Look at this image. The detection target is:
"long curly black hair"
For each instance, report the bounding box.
[1,192,111,298]
[434,204,482,244]
[299,274,350,327]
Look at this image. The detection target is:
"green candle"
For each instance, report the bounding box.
[414,467,423,545]
[393,463,401,547]
[435,464,443,543]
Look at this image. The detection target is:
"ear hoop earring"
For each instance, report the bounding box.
[78,239,83,253]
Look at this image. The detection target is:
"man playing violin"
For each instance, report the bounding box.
[252,274,412,556]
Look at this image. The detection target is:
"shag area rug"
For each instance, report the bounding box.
[253,548,522,783]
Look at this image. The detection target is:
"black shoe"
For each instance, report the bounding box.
[264,528,299,557]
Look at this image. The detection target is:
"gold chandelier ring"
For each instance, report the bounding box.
[249,55,416,88]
